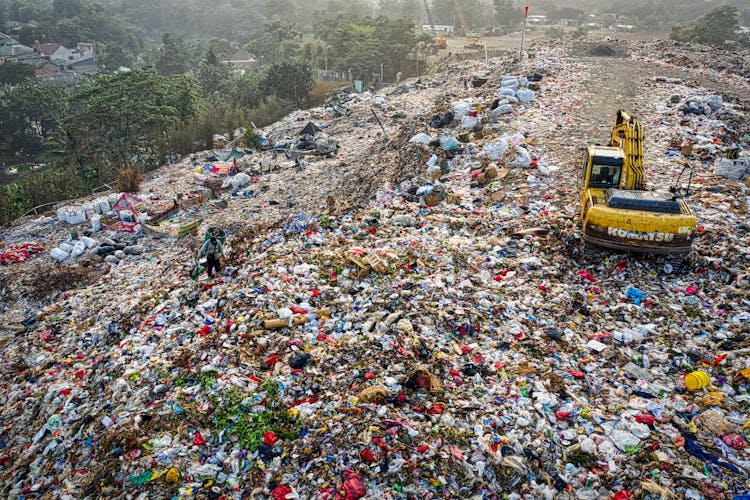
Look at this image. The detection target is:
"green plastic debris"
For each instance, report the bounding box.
[129,470,153,485]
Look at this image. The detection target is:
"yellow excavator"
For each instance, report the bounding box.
[579,110,696,254]
[422,0,447,49]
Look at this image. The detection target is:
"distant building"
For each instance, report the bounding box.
[0,32,38,63]
[33,40,98,80]
[223,50,259,69]
[527,15,547,24]
[3,21,22,35]
[37,72,79,85]
[1,32,99,84]
[420,25,455,35]
[38,43,62,58]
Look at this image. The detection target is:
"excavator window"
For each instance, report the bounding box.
[590,164,621,188]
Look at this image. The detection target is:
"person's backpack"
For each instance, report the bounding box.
[205,239,220,257]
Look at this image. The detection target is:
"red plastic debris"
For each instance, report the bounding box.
[263,431,278,447]
[359,448,375,463]
[576,270,597,283]
[567,369,585,379]
[555,410,571,420]
[723,433,745,450]
[635,414,655,425]
[341,469,366,499]
[271,485,292,500]
[193,432,206,445]
[0,242,46,265]
[427,403,444,415]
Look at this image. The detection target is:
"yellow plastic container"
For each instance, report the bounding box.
[684,370,710,391]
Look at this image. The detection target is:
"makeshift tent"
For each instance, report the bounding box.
[204,148,246,162]
[111,193,143,214]
[298,122,322,137]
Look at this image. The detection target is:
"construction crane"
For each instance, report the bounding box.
[451,0,483,49]
[422,0,447,49]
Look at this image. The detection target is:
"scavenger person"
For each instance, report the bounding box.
[198,236,223,278]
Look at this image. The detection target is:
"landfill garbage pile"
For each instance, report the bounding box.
[0,39,749,499]
[631,39,750,81]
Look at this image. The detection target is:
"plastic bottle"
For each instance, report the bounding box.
[70,240,86,258]
[50,248,69,261]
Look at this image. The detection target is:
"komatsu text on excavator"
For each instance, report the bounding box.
[579,110,697,254]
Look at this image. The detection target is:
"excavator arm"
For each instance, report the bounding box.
[610,109,645,190]
[451,0,483,48]
[422,0,447,49]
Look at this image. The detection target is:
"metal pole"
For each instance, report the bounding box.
[519,4,529,60]
[484,42,488,62]
[380,63,384,83]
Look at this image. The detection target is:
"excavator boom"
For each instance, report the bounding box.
[422,0,447,49]
[610,110,645,190]
[451,0,483,49]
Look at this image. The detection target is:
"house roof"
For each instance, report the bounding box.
[39,43,61,57]
[224,50,258,64]
[0,40,34,58]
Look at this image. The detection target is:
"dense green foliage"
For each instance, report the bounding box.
[62,68,199,180]
[0,80,69,152]
[670,6,740,46]
[0,60,35,84]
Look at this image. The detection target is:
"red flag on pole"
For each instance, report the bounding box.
[525,5,529,17]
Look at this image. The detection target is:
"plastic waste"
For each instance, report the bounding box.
[625,286,646,305]
[491,104,513,117]
[409,133,432,145]
[461,116,481,129]
[50,248,69,261]
[684,370,710,391]
[516,88,535,103]
[705,94,722,112]
[70,241,86,258]
[91,214,101,232]
[451,101,472,120]
[507,146,531,168]
[483,139,509,159]
[439,135,460,151]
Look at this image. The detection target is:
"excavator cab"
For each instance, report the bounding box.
[590,163,621,188]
